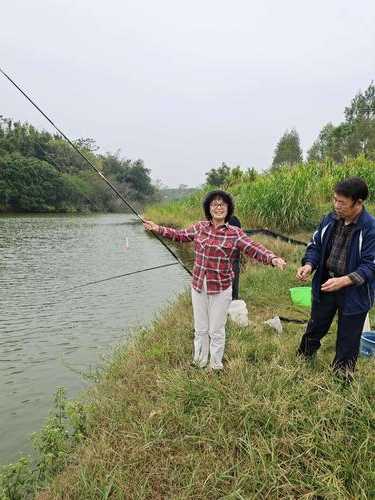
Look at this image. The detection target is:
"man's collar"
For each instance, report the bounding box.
[351,209,363,224]
[345,209,363,226]
[333,209,363,225]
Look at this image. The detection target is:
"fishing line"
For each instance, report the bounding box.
[0,66,192,277]
[61,227,306,289]
[62,262,179,292]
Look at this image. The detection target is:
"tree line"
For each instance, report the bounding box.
[2,81,373,211]
[0,117,159,213]
[206,82,375,185]
[272,82,375,169]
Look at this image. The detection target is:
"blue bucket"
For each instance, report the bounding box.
[360,332,375,357]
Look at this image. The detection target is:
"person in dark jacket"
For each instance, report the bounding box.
[228,215,241,300]
[296,177,375,378]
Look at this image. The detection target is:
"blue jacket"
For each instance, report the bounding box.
[302,209,375,315]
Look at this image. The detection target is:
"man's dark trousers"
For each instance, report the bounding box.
[297,291,367,373]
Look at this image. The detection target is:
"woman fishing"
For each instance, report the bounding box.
[144,190,286,371]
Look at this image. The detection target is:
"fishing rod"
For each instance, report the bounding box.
[0,66,192,277]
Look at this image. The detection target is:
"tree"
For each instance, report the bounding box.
[308,123,346,162]
[0,116,157,212]
[344,83,375,159]
[307,82,375,162]
[345,82,375,123]
[205,162,231,186]
[271,129,303,169]
[100,151,130,179]
[0,117,53,160]
[75,137,99,152]
[0,153,82,212]
[117,159,155,201]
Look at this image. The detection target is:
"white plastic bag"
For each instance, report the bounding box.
[264,316,283,334]
[228,300,249,327]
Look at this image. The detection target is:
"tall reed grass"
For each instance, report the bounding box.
[146,157,375,232]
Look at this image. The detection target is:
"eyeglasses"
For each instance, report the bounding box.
[210,201,227,209]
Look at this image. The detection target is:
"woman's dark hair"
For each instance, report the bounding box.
[203,190,234,222]
[334,177,369,202]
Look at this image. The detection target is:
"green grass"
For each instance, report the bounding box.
[36,235,375,499]
[145,157,375,232]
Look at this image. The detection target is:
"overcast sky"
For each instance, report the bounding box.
[1,1,374,187]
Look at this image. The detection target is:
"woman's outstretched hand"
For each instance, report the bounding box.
[143,220,160,233]
[271,257,287,270]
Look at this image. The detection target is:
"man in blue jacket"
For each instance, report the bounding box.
[296,177,375,378]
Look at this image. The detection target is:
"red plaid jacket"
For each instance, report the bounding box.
[159,220,277,294]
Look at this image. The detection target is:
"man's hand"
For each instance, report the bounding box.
[296,264,313,281]
[321,276,352,292]
[271,257,287,270]
[143,220,160,233]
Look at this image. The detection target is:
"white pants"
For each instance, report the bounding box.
[191,278,232,369]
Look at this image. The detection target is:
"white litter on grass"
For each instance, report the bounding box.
[363,313,371,332]
[264,316,283,334]
[228,300,249,327]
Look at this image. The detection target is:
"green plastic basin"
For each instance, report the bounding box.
[289,286,312,308]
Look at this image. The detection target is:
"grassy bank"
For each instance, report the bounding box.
[17,233,372,499]
[2,160,375,499]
